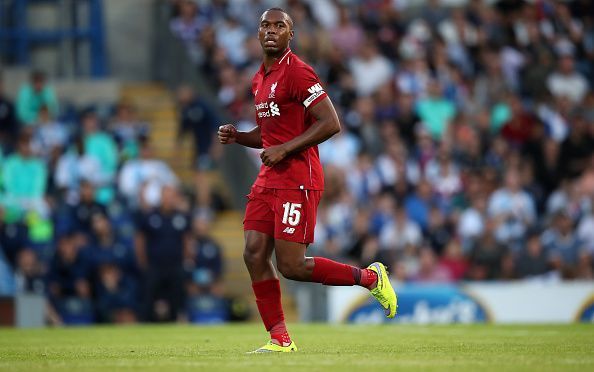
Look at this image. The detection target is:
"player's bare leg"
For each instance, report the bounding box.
[275,240,377,287]
[243,230,276,282]
[275,240,398,318]
[244,230,296,352]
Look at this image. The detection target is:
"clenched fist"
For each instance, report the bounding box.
[260,144,288,167]
[218,124,237,144]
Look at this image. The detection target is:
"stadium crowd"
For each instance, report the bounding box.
[170,0,594,282]
[1,0,593,326]
[0,71,227,324]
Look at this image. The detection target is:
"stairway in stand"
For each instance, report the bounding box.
[118,84,297,321]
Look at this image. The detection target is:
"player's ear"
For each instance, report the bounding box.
[289,29,294,40]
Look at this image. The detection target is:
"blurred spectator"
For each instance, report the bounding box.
[16,71,59,126]
[376,140,421,188]
[542,211,591,279]
[135,186,191,322]
[515,231,550,279]
[215,16,248,67]
[487,168,536,247]
[186,214,223,296]
[88,213,136,276]
[425,206,453,255]
[411,247,452,283]
[169,0,207,62]
[559,112,594,180]
[424,145,462,203]
[0,74,17,152]
[500,95,538,148]
[546,53,589,105]
[32,106,68,162]
[1,133,48,218]
[440,241,468,281]
[404,179,435,232]
[14,248,45,294]
[330,6,364,58]
[346,151,381,204]
[393,93,420,148]
[109,102,148,160]
[318,125,360,171]
[95,263,138,323]
[466,220,508,280]
[67,181,107,240]
[47,233,91,306]
[349,41,393,96]
[379,200,422,254]
[119,139,178,209]
[177,85,219,171]
[82,111,117,204]
[416,79,456,140]
[457,194,487,252]
[395,55,431,99]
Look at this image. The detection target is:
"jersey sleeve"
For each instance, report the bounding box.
[289,64,328,109]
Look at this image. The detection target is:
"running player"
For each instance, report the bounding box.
[218,7,397,353]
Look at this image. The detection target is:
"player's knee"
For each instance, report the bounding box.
[243,244,265,268]
[277,259,303,281]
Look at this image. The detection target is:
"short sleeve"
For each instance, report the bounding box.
[289,64,328,109]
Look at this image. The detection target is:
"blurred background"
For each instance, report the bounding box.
[0,0,593,327]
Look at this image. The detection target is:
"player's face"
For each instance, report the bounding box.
[258,10,293,56]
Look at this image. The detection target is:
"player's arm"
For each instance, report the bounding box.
[218,124,263,149]
[260,97,340,167]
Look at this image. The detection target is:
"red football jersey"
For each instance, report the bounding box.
[252,49,328,191]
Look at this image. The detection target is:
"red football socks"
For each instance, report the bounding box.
[310,257,378,289]
[359,267,378,289]
[252,278,292,346]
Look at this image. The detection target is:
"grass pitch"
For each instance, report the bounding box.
[0,323,593,371]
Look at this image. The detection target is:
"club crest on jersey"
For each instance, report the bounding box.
[268,82,278,99]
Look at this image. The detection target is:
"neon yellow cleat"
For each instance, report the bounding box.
[248,341,298,353]
[368,262,398,318]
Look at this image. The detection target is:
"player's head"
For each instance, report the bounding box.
[258,8,294,56]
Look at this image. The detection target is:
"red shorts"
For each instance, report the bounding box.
[243,185,322,244]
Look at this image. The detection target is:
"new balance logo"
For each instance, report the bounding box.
[307,83,323,94]
[283,227,295,234]
[270,101,280,116]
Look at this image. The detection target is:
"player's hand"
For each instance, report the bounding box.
[260,144,288,167]
[218,124,237,145]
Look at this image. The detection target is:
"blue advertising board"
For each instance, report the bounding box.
[344,285,491,324]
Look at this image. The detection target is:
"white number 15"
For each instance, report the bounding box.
[281,202,302,226]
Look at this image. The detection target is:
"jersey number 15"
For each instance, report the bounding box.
[281,202,302,226]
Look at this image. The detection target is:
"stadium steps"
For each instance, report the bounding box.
[119,84,297,321]
[118,83,197,183]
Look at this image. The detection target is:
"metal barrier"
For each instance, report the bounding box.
[0,0,107,77]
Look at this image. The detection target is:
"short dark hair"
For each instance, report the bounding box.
[262,7,293,30]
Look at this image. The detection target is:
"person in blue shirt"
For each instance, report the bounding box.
[46,233,91,306]
[135,186,192,322]
[186,214,223,297]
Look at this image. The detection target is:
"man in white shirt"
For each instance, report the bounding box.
[118,140,178,208]
[546,54,589,104]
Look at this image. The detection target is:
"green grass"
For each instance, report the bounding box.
[0,324,593,371]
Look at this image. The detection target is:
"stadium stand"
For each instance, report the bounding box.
[0,0,592,325]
